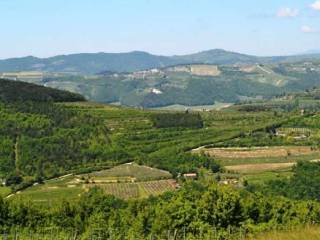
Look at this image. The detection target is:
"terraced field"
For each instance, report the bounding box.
[193,146,320,172]
[196,146,316,159]
[225,162,295,173]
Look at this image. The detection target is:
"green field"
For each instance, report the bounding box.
[89,163,172,181]
[0,186,11,197]
[13,163,176,202]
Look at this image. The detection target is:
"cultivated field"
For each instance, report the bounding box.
[225,162,295,173]
[95,179,177,199]
[197,146,316,159]
[12,164,177,203]
[193,146,320,175]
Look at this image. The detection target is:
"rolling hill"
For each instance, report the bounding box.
[42,60,320,108]
[0,80,111,191]
[1,49,320,74]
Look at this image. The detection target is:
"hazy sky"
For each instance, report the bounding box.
[1,0,320,59]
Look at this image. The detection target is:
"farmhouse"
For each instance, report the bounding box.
[183,173,197,179]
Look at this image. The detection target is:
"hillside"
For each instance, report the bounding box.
[0,81,111,192]
[0,51,177,74]
[0,78,85,102]
[40,60,320,108]
[1,49,320,74]
[0,80,217,193]
[1,92,320,238]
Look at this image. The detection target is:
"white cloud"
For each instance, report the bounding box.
[277,7,299,17]
[310,1,320,10]
[301,25,317,33]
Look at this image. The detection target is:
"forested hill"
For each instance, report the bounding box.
[0,79,99,191]
[0,78,85,102]
[1,49,320,74]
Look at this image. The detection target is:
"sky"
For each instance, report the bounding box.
[0,0,320,59]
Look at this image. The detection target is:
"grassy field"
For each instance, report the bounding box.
[89,163,172,181]
[11,175,85,203]
[0,186,11,197]
[250,226,320,240]
[242,170,293,185]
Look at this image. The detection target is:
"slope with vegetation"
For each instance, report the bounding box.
[0,80,118,192]
[1,79,320,238]
[37,60,320,108]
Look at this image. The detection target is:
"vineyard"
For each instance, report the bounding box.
[95,179,177,199]
[139,179,177,196]
[276,127,312,137]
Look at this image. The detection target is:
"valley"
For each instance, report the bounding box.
[4,0,320,238]
[1,53,320,239]
[1,50,320,109]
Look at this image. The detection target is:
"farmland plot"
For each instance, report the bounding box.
[194,146,320,174]
[225,162,295,173]
[98,183,139,199]
[95,179,177,199]
[198,146,316,159]
[139,180,177,196]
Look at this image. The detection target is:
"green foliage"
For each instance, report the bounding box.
[151,112,203,128]
[1,182,320,238]
[263,162,320,201]
[0,100,118,183]
[0,78,85,102]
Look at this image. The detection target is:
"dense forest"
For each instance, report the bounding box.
[0,80,116,191]
[0,79,85,102]
[255,161,320,201]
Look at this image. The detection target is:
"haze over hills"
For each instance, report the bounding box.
[1,49,320,108]
[1,49,320,74]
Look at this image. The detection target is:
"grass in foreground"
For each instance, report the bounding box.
[251,226,320,240]
[0,186,11,197]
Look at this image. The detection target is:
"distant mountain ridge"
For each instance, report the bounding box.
[300,50,320,55]
[1,49,320,74]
